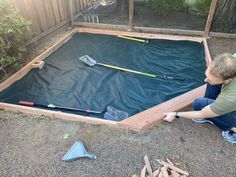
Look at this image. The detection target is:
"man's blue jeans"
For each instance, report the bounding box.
[192,84,236,131]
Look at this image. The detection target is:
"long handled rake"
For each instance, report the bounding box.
[79,55,184,81]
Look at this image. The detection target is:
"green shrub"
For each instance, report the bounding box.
[148,0,211,16]
[185,0,211,16]
[148,0,188,14]
[0,0,31,71]
[194,0,211,15]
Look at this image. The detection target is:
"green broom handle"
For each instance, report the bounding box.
[98,63,156,78]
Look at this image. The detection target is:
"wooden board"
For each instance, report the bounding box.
[0,102,118,127]
[78,28,204,42]
[204,0,218,36]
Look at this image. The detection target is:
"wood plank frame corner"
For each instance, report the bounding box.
[0,27,210,131]
[0,28,78,92]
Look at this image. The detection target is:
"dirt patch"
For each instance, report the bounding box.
[1,110,236,177]
[0,29,236,177]
[208,37,236,57]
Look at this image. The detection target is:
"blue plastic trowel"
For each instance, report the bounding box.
[62,141,97,161]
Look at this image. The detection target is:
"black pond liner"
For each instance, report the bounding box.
[0,33,206,119]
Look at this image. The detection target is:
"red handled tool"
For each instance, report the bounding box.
[19,101,102,114]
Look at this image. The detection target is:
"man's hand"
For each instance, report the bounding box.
[163,112,176,122]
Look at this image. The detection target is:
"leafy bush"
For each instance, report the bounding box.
[185,0,211,16]
[148,0,188,14]
[194,0,211,15]
[0,0,31,74]
[148,0,211,16]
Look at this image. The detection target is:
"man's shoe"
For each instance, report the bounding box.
[222,131,236,144]
[192,119,214,124]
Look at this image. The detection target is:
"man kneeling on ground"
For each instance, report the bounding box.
[164,53,236,144]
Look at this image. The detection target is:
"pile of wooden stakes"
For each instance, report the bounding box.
[141,155,189,177]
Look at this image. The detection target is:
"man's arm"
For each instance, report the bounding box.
[163,105,219,122]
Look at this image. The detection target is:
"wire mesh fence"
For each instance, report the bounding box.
[74,0,236,35]
[12,0,236,37]
[133,0,209,30]
[75,0,211,31]
[75,0,129,25]
[211,0,236,34]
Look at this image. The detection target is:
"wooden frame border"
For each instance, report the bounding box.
[133,27,204,37]
[78,28,204,42]
[118,85,207,131]
[0,102,118,127]
[0,27,211,131]
[74,22,206,37]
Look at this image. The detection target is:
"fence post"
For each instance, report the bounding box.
[69,0,74,26]
[204,0,218,36]
[128,0,134,31]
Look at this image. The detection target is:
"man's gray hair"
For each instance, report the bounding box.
[209,53,236,80]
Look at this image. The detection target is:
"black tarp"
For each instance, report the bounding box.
[0,33,206,119]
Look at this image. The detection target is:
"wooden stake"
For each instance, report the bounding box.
[161,166,170,177]
[128,0,134,31]
[141,165,147,177]
[153,169,160,177]
[144,155,153,176]
[166,159,174,166]
[31,61,45,69]
[158,171,164,177]
[204,0,218,36]
[171,170,181,177]
[69,0,74,25]
[157,160,189,176]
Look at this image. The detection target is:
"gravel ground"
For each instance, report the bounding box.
[0,29,236,177]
